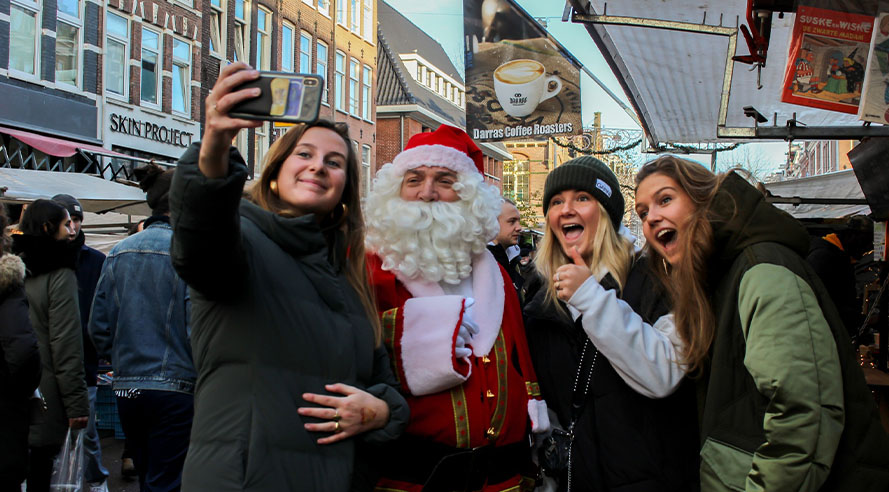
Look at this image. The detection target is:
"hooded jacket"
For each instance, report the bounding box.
[0,252,41,483]
[699,172,889,491]
[170,144,409,492]
[11,234,89,448]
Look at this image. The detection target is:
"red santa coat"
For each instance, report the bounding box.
[366,251,547,491]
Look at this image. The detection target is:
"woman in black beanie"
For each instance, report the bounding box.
[11,200,88,492]
[523,156,698,491]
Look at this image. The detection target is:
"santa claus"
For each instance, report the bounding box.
[364,125,548,491]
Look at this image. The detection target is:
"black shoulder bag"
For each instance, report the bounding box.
[539,337,598,490]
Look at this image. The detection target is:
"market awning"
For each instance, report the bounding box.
[566,1,881,148]
[0,125,132,159]
[763,169,870,219]
[0,168,149,215]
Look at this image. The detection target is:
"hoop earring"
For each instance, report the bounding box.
[269,180,278,196]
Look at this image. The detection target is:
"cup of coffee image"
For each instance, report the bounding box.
[493,59,562,118]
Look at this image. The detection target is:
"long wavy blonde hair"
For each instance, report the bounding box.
[635,155,729,375]
[535,201,634,316]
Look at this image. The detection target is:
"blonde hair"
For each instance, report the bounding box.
[535,201,633,316]
[248,120,381,345]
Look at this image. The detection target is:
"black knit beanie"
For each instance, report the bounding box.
[51,194,84,220]
[542,156,624,228]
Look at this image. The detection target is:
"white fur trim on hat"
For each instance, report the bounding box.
[390,144,479,176]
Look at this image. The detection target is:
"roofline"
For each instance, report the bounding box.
[377,30,416,105]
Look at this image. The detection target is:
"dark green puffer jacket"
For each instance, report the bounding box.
[170,144,408,492]
[699,172,889,491]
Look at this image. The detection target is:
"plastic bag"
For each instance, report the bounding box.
[50,428,85,491]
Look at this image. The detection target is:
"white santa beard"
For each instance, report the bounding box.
[367,198,491,284]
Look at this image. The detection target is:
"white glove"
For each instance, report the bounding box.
[455,324,472,359]
[455,298,480,359]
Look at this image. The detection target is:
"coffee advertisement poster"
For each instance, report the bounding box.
[463,0,581,142]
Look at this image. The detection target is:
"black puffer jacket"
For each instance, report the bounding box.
[170,144,409,492]
[0,252,41,484]
[524,257,699,492]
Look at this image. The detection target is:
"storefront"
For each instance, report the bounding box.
[103,100,201,164]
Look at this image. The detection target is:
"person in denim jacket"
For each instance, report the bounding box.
[89,163,195,492]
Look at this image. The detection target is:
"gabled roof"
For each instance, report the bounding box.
[377,0,463,84]
[376,27,467,129]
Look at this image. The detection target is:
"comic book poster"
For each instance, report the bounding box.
[463,0,581,142]
[858,12,889,123]
[781,5,873,114]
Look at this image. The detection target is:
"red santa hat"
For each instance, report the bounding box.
[390,125,485,176]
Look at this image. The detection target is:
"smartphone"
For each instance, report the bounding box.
[229,71,323,123]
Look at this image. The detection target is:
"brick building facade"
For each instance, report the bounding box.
[1,0,377,192]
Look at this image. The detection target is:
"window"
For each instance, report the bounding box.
[316,40,328,104]
[10,1,40,76]
[335,51,345,112]
[362,0,373,40]
[105,11,128,96]
[56,0,81,87]
[349,58,359,115]
[282,23,294,72]
[426,70,431,87]
[256,7,271,70]
[255,122,269,175]
[233,0,249,62]
[336,0,345,25]
[172,38,191,114]
[416,64,422,81]
[435,76,440,94]
[362,64,372,120]
[317,0,329,15]
[361,144,372,195]
[299,31,311,73]
[302,0,313,5]
[209,0,224,56]
[140,27,160,105]
[350,0,359,33]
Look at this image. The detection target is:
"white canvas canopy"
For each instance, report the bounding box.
[764,169,871,218]
[0,168,150,216]
[567,0,880,148]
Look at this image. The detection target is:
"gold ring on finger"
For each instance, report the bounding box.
[333,409,340,421]
[334,421,340,432]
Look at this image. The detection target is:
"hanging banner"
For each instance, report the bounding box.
[858,12,889,123]
[463,0,581,142]
[781,5,873,114]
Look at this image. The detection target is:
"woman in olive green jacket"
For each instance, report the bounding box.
[11,199,88,492]
[633,156,889,491]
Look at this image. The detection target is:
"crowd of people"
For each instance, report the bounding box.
[2,60,889,492]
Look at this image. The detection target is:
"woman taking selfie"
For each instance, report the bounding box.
[523,156,698,491]
[169,62,408,491]
[634,156,889,491]
[11,200,88,492]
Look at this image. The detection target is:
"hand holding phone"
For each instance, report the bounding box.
[229,71,323,123]
[200,62,264,178]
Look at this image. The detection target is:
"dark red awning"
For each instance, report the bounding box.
[0,125,131,159]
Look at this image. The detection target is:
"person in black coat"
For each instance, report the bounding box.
[807,215,873,339]
[51,194,109,486]
[170,62,408,491]
[487,198,525,300]
[0,206,41,492]
[523,157,698,491]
